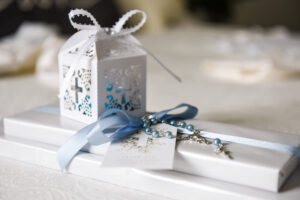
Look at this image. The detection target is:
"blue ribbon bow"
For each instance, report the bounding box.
[57,103,198,171]
[56,103,300,171]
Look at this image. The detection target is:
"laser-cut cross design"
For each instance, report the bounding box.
[71,77,83,103]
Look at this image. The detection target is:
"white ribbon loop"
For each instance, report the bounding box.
[68,9,146,36]
[112,9,147,36]
[68,9,101,30]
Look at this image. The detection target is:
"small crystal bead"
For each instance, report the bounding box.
[145,127,152,134]
[143,122,150,128]
[161,119,168,124]
[152,130,159,138]
[104,28,116,35]
[150,117,158,125]
[165,131,172,139]
[214,138,221,146]
[142,117,149,123]
[170,120,177,126]
[148,115,154,119]
[187,124,194,132]
[179,121,186,128]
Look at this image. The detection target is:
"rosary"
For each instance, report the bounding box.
[142,115,232,159]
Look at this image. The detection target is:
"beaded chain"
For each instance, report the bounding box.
[142,115,232,159]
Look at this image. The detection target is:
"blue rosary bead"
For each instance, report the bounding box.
[152,130,159,138]
[186,124,194,132]
[214,138,221,146]
[143,122,150,128]
[179,121,186,128]
[161,119,168,124]
[170,120,177,126]
[142,116,148,121]
[145,127,152,135]
[165,131,172,139]
[148,115,155,119]
[142,118,149,124]
[150,117,158,125]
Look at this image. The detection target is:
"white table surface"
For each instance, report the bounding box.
[1,24,300,200]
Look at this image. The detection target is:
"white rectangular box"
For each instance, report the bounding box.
[59,30,146,124]
[4,106,300,192]
[1,126,300,200]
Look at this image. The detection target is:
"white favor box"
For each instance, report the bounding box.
[3,106,300,192]
[59,30,146,124]
[1,127,300,200]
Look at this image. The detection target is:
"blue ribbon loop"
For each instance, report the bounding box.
[152,103,198,121]
[57,104,198,171]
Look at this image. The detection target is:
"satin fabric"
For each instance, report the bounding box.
[57,104,198,171]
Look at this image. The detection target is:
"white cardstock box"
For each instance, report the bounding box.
[58,29,146,124]
[3,106,300,192]
[1,125,300,200]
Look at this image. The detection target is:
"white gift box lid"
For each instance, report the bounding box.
[3,105,300,192]
[1,123,300,200]
[58,30,146,62]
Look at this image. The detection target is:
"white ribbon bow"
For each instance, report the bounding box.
[68,9,147,36]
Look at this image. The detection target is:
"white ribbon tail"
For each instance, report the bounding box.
[112,9,180,82]
[120,42,182,82]
[113,9,147,36]
[142,46,182,82]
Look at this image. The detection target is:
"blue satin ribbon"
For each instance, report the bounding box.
[57,103,198,171]
[179,128,300,158]
[36,103,299,170]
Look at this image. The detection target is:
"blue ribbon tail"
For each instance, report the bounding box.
[153,103,198,120]
[57,108,144,171]
[57,131,88,172]
[57,120,100,171]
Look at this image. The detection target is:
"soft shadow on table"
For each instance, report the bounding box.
[280,165,300,192]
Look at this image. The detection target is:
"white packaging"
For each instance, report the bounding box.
[1,126,300,200]
[4,106,300,192]
[58,11,146,124]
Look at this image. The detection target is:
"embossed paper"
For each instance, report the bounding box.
[102,124,177,169]
[58,29,146,124]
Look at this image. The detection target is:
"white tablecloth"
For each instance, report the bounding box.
[1,25,300,200]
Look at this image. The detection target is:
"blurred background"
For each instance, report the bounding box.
[1,0,300,134]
